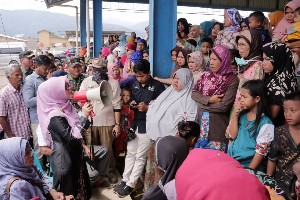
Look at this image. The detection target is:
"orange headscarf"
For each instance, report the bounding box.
[268,10,284,28]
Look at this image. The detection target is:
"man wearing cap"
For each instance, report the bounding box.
[22,55,52,165]
[67,57,86,93]
[66,57,86,111]
[19,50,34,80]
[80,60,121,183]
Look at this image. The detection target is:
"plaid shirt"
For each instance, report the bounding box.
[0,83,31,139]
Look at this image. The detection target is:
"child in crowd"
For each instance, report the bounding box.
[214,8,242,49]
[108,62,123,82]
[249,11,271,45]
[200,37,213,71]
[154,47,192,85]
[272,0,300,42]
[240,17,249,31]
[210,22,224,42]
[228,80,274,171]
[142,50,149,61]
[177,120,200,149]
[187,51,205,84]
[113,88,134,163]
[267,91,300,200]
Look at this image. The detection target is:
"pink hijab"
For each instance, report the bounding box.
[272,0,300,41]
[37,76,82,146]
[193,45,236,96]
[176,149,270,200]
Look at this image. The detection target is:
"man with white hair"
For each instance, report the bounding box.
[0,64,31,140]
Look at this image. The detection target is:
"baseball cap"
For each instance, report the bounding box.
[66,57,84,67]
[89,58,107,68]
[19,50,35,59]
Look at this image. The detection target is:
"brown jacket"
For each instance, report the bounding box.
[191,77,239,142]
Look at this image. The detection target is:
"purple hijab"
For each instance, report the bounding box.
[194,45,236,96]
[37,76,82,147]
[0,137,42,199]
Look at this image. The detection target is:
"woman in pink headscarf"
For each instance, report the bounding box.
[272,0,300,42]
[175,149,271,200]
[37,76,93,199]
[192,45,238,152]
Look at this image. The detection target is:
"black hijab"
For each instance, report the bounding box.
[262,42,298,105]
[142,136,189,200]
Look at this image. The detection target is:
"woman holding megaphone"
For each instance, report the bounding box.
[37,76,93,199]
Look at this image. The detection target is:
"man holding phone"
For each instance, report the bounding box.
[114,59,165,197]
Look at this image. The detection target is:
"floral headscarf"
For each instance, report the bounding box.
[262,42,298,105]
[225,8,242,32]
[193,45,236,96]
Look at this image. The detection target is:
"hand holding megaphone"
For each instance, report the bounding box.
[73,80,113,117]
[81,102,93,118]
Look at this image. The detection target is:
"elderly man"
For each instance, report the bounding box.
[0,64,31,140]
[19,50,34,80]
[22,55,52,164]
[80,60,121,183]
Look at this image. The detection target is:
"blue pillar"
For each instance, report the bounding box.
[149,0,177,78]
[80,0,87,47]
[93,0,102,58]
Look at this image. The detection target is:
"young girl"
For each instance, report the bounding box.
[228,80,274,171]
[187,51,205,84]
[113,88,134,162]
[155,47,192,85]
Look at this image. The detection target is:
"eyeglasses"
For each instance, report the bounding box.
[237,43,247,48]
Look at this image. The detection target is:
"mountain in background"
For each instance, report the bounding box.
[0,9,147,38]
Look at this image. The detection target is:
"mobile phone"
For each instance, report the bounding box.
[112,130,117,138]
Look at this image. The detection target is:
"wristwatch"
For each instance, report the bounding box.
[115,123,120,126]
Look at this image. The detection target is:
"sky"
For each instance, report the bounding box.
[1,0,259,26]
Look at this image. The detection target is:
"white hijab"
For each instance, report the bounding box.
[146,68,198,140]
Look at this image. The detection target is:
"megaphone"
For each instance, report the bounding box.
[73,80,113,117]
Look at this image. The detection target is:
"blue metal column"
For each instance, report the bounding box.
[149,0,177,78]
[80,0,87,47]
[93,0,103,58]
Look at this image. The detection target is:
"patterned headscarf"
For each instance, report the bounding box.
[225,8,242,32]
[262,42,298,105]
[193,45,236,96]
[187,51,204,71]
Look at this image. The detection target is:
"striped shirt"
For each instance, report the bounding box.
[0,83,31,139]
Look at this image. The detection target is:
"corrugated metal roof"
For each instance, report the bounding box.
[101,0,291,11]
[44,0,290,11]
[177,0,290,11]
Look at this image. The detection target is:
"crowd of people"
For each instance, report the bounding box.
[2,1,300,200]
